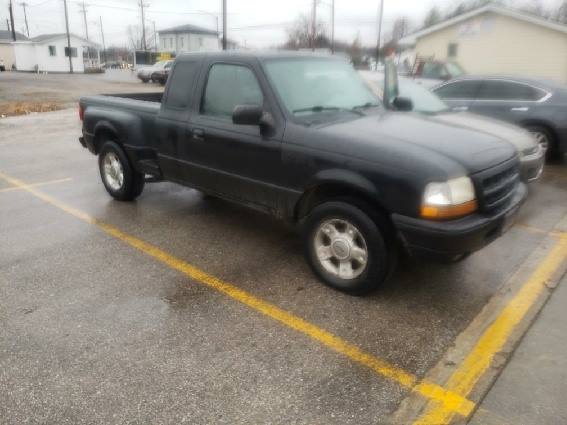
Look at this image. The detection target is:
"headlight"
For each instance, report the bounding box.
[421,176,477,220]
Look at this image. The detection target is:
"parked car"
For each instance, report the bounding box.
[360,71,544,182]
[136,60,172,83]
[432,76,567,159]
[151,60,174,85]
[401,58,467,88]
[79,53,526,294]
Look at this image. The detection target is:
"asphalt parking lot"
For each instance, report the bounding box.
[1,108,567,424]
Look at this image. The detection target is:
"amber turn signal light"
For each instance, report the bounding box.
[420,199,478,220]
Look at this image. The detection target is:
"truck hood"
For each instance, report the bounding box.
[431,112,536,153]
[317,112,516,174]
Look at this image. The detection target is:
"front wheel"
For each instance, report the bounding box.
[98,141,145,201]
[302,201,393,294]
[525,125,556,160]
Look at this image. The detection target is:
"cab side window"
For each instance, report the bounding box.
[202,64,263,118]
[434,80,481,100]
[165,61,200,109]
[477,81,546,101]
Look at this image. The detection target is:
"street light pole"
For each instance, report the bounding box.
[99,16,106,64]
[375,0,384,68]
[311,0,317,51]
[152,20,157,52]
[222,0,227,50]
[331,0,335,54]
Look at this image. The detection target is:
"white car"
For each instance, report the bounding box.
[137,61,171,83]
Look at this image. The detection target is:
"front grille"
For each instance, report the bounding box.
[474,161,520,213]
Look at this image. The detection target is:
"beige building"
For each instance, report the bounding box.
[401,4,567,83]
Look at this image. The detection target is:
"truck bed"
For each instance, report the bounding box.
[105,92,163,103]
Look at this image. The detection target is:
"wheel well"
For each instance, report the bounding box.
[521,120,558,147]
[295,183,394,234]
[93,128,119,154]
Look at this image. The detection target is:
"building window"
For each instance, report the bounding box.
[180,37,183,48]
[199,37,203,47]
[448,42,458,58]
[64,47,77,57]
[170,38,173,49]
[48,45,56,56]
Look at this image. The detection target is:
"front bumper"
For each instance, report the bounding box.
[392,182,527,261]
[520,147,545,183]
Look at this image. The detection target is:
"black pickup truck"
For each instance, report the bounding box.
[79,51,527,294]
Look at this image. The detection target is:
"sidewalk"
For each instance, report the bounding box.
[469,272,567,425]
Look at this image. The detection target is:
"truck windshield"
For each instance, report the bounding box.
[263,58,381,118]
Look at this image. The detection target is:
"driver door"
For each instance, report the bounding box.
[180,61,284,213]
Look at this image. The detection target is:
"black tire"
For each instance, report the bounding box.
[98,140,145,201]
[524,125,557,160]
[302,201,393,294]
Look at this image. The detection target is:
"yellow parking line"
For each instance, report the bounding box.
[514,223,567,240]
[413,236,567,424]
[0,170,475,417]
[0,177,73,193]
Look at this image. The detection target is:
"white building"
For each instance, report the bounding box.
[158,24,219,54]
[0,30,29,70]
[12,33,100,73]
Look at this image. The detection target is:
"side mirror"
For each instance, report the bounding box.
[393,96,413,111]
[232,104,263,125]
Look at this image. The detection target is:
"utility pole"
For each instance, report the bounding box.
[78,1,89,40]
[311,0,317,51]
[63,0,73,73]
[375,0,384,68]
[331,0,335,54]
[99,16,106,64]
[152,21,157,52]
[139,0,147,51]
[222,0,227,50]
[8,0,16,41]
[19,2,29,37]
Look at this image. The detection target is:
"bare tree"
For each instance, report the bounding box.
[284,15,329,49]
[423,6,442,28]
[391,17,411,41]
[558,0,567,23]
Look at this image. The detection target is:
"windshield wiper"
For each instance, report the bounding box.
[293,106,341,113]
[351,102,381,111]
[292,106,364,116]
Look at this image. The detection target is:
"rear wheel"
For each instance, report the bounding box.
[98,141,145,201]
[303,201,393,294]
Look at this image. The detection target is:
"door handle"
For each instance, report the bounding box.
[511,107,529,112]
[192,128,205,140]
[452,106,468,112]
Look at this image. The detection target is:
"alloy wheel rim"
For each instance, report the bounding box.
[531,131,549,153]
[103,152,124,191]
[313,218,369,280]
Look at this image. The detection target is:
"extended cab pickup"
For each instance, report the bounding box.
[79,51,527,294]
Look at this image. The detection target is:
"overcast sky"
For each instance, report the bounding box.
[0,0,562,48]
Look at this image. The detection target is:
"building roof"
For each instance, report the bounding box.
[399,4,567,45]
[30,33,97,45]
[158,23,218,36]
[0,30,29,41]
